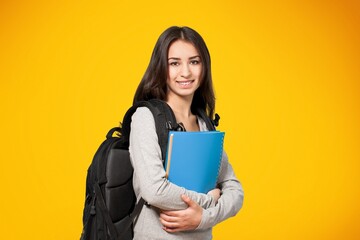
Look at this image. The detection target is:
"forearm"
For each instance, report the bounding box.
[196,152,244,229]
[197,179,244,229]
[137,174,215,211]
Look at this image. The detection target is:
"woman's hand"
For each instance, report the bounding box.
[208,188,221,204]
[159,194,202,233]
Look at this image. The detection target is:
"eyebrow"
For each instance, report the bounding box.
[168,55,201,60]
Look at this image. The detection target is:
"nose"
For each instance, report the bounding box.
[180,64,191,78]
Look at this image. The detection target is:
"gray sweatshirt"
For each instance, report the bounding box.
[129,107,244,240]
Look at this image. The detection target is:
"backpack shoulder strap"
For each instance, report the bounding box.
[146,99,178,159]
[121,99,177,161]
[195,109,220,131]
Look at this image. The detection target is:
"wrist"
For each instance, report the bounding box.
[207,193,216,207]
[195,208,209,230]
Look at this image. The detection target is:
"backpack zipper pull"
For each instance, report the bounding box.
[90,192,96,216]
[166,121,173,130]
[90,205,96,215]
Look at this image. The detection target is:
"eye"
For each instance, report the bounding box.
[169,61,180,66]
[190,60,201,65]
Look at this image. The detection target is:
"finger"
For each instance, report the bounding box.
[161,210,181,217]
[181,194,194,206]
[159,217,180,229]
[163,226,181,233]
[159,212,179,222]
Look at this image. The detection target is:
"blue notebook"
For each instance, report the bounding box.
[164,131,225,193]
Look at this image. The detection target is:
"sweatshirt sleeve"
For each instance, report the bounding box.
[129,107,216,211]
[196,151,244,230]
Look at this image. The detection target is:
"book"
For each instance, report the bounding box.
[164,131,225,193]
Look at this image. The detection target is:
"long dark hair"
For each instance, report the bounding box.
[133,26,216,118]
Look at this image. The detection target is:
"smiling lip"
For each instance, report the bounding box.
[176,80,194,86]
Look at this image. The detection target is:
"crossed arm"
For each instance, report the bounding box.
[130,107,244,233]
[160,152,243,232]
[160,189,221,232]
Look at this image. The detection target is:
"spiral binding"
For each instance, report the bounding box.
[215,133,225,183]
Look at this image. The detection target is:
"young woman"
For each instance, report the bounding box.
[129,26,244,240]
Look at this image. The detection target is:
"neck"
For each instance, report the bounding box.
[166,95,193,119]
[166,93,200,132]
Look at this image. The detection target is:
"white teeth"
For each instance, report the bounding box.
[178,81,192,86]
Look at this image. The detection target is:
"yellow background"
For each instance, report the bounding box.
[1,0,359,239]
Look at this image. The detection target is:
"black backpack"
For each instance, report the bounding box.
[80,99,219,240]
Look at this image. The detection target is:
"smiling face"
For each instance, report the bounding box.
[166,40,202,102]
